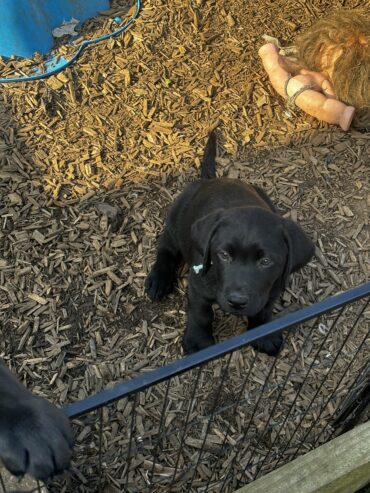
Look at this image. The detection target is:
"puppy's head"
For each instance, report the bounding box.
[191,207,314,316]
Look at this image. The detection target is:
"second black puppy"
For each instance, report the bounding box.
[145,133,314,356]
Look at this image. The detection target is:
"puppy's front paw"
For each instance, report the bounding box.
[0,396,73,480]
[252,332,283,357]
[145,266,175,300]
[182,333,215,354]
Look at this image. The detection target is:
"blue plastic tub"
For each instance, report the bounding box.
[0,0,110,58]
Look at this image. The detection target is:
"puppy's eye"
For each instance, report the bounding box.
[218,250,231,262]
[260,257,272,267]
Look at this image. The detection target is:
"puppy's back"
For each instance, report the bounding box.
[188,178,273,216]
[168,178,274,255]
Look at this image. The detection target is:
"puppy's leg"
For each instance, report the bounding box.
[248,306,283,357]
[0,362,73,480]
[145,229,181,300]
[182,287,215,354]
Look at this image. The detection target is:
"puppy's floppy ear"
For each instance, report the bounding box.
[191,210,224,274]
[281,218,315,283]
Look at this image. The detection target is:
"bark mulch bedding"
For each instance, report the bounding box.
[0,0,369,492]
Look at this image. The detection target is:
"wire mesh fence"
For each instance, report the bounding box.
[1,282,369,493]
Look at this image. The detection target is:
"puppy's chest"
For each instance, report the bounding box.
[188,268,218,298]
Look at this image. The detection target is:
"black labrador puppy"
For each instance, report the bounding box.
[145,133,314,356]
[0,360,73,480]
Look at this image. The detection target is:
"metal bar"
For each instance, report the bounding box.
[332,359,370,431]
[105,375,318,462]
[219,351,281,491]
[149,434,314,490]
[186,353,233,489]
[252,307,345,480]
[242,315,322,482]
[168,366,202,490]
[97,407,104,493]
[301,302,370,454]
[124,394,138,492]
[149,379,171,491]
[204,349,259,493]
[63,282,370,418]
[273,298,369,470]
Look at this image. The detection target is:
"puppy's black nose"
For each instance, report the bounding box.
[227,293,249,309]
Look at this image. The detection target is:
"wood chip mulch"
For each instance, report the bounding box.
[0,0,369,491]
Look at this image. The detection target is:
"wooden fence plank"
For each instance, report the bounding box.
[235,421,370,493]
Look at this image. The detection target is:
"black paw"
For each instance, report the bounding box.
[0,395,73,480]
[182,333,215,354]
[251,332,283,357]
[145,266,175,300]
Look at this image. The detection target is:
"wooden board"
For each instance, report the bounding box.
[235,421,370,493]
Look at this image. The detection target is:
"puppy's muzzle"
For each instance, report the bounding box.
[226,292,250,310]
